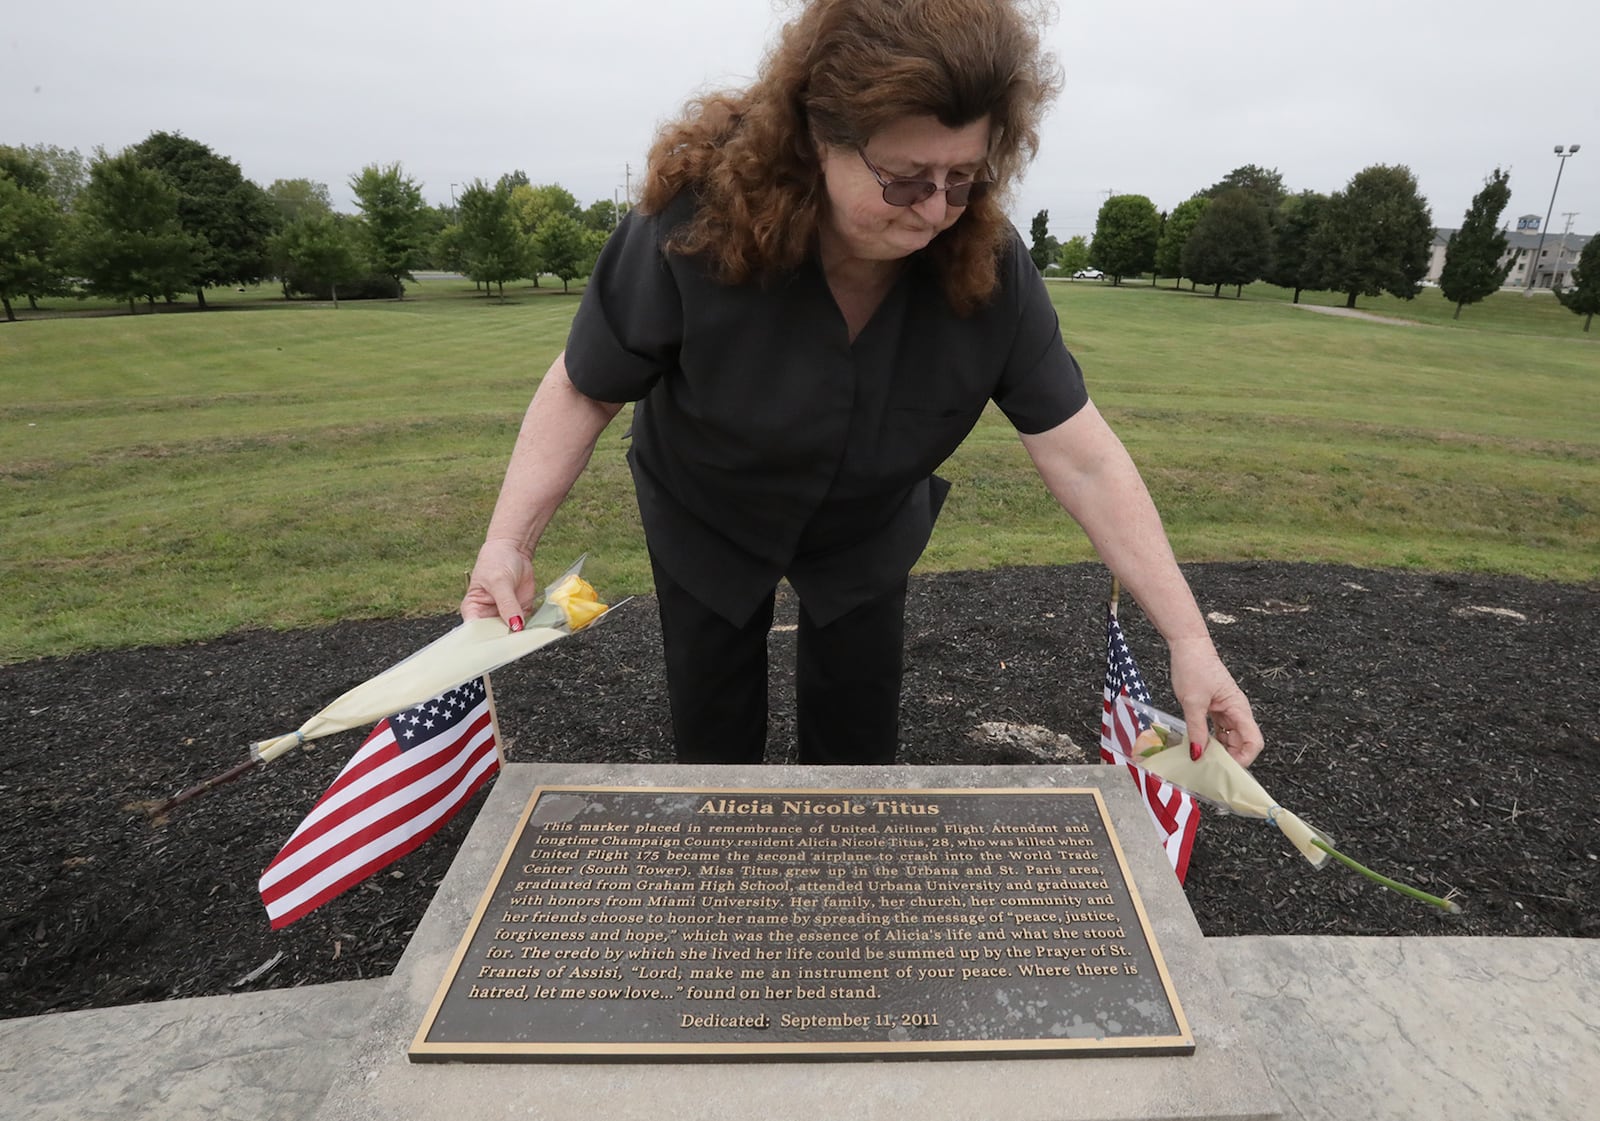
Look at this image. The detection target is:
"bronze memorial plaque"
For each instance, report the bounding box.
[410,786,1191,1061]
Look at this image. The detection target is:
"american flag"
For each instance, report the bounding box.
[1100,610,1200,882]
[259,677,500,929]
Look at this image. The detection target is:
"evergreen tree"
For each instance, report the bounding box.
[349,163,428,296]
[1555,236,1600,332]
[1028,209,1059,272]
[1265,190,1328,303]
[1089,194,1160,285]
[1439,169,1513,320]
[1181,189,1271,297]
[1154,196,1209,288]
[72,149,196,315]
[1310,164,1433,309]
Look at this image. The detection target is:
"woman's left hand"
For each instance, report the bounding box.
[1169,638,1263,767]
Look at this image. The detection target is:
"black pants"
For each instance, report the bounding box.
[651,556,904,765]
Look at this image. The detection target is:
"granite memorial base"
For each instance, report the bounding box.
[320,763,1284,1121]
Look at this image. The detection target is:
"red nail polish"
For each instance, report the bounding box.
[508,615,524,633]
[1190,741,1203,762]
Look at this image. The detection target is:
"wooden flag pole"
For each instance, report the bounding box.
[135,756,264,823]
[467,570,509,770]
[1109,574,1122,620]
[482,673,508,769]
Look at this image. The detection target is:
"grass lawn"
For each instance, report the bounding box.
[944,281,1597,578]
[3,277,1595,663]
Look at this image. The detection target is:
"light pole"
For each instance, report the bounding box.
[1524,144,1580,295]
[1557,211,1579,287]
[449,183,460,214]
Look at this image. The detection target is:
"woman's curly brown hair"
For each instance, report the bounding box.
[640,0,1061,315]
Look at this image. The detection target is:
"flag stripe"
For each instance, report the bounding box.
[1100,609,1200,883]
[264,748,499,929]
[260,720,496,899]
[261,730,497,923]
[263,710,493,876]
[314,698,487,807]
[259,677,500,929]
[261,713,490,885]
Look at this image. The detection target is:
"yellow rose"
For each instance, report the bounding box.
[1134,723,1184,757]
[1134,727,1167,756]
[545,574,607,631]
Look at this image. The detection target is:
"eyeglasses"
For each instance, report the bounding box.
[857,149,993,208]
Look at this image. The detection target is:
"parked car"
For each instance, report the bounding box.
[1072,268,1104,280]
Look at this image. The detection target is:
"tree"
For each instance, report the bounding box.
[1154,196,1209,288]
[269,214,362,306]
[514,183,579,225]
[349,163,428,295]
[496,170,531,193]
[1181,189,1271,297]
[0,147,72,312]
[1056,235,1090,275]
[0,172,67,320]
[1555,236,1600,332]
[409,204,453,271]
[533,214,590,291]
[1028,209,1059,272]
[1438,168,1513,320]
[266,178,334,224]
[510,183,581,285]
[457,179,526,297]
[1310,164,1433,309]
[432,221,468,280]
[1264,190,1328,304]
[0,144,86,209]
[131,132,278,307]
[72,149,196,314]
[581,198,624,232]
[1089,194,1160,285]
[1202,164,1286,213]
[0,149,50,195]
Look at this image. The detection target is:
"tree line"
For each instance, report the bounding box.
[1026,163,1600,329]
[7,139,1597,331]
[0,135,626,321]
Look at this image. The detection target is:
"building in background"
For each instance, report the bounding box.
[1425,214,1590,290]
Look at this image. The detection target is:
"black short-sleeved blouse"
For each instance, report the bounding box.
[564,194,1088,628]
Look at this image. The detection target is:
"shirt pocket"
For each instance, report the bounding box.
[877,401,987,482]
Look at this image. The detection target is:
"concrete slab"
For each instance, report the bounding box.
[320,763,1283,1121]
[0,978,383,1121]
[1214,935,1600,1121]
[4,775,1594,1121]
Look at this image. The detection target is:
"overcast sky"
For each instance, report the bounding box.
[7,0,1597,241]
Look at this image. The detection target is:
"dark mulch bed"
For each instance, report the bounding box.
[2,562,1596,1022]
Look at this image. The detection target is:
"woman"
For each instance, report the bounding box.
[463,0,1264,770]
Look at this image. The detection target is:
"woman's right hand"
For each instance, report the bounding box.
[461,538,537,632]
